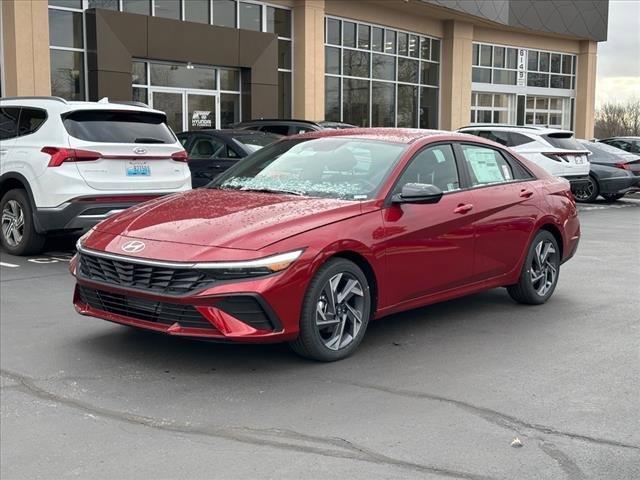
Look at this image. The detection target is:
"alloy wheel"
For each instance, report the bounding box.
[315,272,365,351]
[1,200,25,247]
[573,177,595,201]
[530,240,558,296]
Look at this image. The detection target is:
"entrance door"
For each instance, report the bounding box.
[186,92,219,131]
[150,89,219,133]
[151,90,184,133]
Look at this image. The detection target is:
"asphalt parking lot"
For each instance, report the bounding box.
[1,198,639,480]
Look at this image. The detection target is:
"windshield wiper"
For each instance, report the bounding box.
[240,187,305,196]
[134,137,165,144]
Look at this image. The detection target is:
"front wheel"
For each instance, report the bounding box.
[507,230,560,305]
[290,258,371,361]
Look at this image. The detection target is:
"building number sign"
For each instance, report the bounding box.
[517,48,527,86]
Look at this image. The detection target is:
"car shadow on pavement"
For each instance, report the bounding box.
[72,287,578,375]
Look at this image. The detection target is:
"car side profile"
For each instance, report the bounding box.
[0,96,191,255]
[573,140,640,202]
[177,129,281,187]
[457,125,591,191]
[71,129,580,361]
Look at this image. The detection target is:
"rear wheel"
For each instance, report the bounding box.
[507,230,560,305]
[290,258,371,361]
[601,193,624,202]
[573,175,599,203]
[0,189,45,256]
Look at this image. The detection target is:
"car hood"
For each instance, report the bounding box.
[94,189,363,250]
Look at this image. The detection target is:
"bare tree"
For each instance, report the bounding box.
[594,98,640,138]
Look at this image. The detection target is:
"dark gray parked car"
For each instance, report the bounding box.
[573,140,640,202]
[598,136,640,154]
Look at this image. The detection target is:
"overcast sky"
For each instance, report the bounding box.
[595,0,640,105]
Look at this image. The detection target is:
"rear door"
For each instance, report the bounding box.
[63,109,189,191]
[184,134,239,187]
[454,142,539,280]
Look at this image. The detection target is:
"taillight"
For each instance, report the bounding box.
[171,150,188,162]
[615,162,631,170]
[42,147,101,167]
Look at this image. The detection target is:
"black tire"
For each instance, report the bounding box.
[0,189,46,256]
[573,175,599,203]
[601,193,624,202]
[289,258,372,361]
[507,230,560,305]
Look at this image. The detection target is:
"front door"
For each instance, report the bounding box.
[150,89,219,133]
[382,143,475,307]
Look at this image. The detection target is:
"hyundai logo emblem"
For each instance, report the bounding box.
[133,147,147,155]
[121,240,146,254]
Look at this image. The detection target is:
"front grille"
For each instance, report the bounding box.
[79,253,214,295]
[77,285,214,330]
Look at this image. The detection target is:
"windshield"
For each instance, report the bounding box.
[542,133,584,151]
[63,110,176,144]
[210,137,407,200]
[231,133,280,152]
[581,141,639,162]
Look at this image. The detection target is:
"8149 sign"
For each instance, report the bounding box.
[517,48,527,86]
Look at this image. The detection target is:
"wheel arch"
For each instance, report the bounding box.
[538,223,564,259]
[330,250,379,316]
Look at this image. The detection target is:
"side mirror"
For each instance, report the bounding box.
[392,183,443,204]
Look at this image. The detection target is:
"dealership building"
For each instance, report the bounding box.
[1,0,608,137]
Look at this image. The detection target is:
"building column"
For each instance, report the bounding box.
[440,20,473,131]
[1,0,50,97]
[574,40,597,139]
[292,0,325,120]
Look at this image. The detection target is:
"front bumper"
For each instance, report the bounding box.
[70,252,307,343]
[35,195,164,233]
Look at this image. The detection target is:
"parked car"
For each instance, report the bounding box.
[457,125,590,191]
[0,96,191,255]
[232,119,356,136]
[177,129,281,187]
[598,136,640,154]
[572,140,640,202]
[71,128,580,361]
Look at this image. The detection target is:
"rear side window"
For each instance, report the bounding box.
[0,107,20,140]
[18,108,47,136]
[231,133,280,153]
[62,110,176,144]
[460,144,514,186]
[509,132,534,147]
[543,132,583,150]
[260,124,291,136]
[472,130,533,148]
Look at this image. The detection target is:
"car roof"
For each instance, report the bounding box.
[234,119,320,127]
[288,127,480,145]
[600,136,640,141]
[0,96,164,116]
[458,124,573,136]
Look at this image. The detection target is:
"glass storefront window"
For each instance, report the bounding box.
[49,0,82,7]
[88,0,118,9]
[267,6,291,37]
[50,50,85,101]
[220,69,240,91]
[212,0,236,27]
[325,17,440,128]
[278,72,291,119]
[221,93,240,127]
[239,2,262,31]
[185,0,209,24]
[122,0,151,15]
[278,40,292,70]
[132,61,147,85]
[49,9,83,49]
[150,63,215,90]
[155,0,180,20]
[470,92,513,125]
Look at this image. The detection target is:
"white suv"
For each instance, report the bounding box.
[457,125,590,189]
[0,97,191,255]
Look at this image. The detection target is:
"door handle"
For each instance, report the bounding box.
[519,189,534,198]
[453,203,473,214]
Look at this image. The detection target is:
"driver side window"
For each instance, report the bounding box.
[394,144,460,194]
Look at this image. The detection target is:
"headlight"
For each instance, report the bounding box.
[76,229,94,252]
[194,249,304,279]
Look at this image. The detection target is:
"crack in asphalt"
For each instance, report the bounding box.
[334,379,640,452]
[0,368,495,480]
[538,441,585,480]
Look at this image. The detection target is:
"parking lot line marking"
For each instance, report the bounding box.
[0,261,19,268]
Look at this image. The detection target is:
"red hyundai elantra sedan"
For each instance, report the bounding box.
[71,129,580,361]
